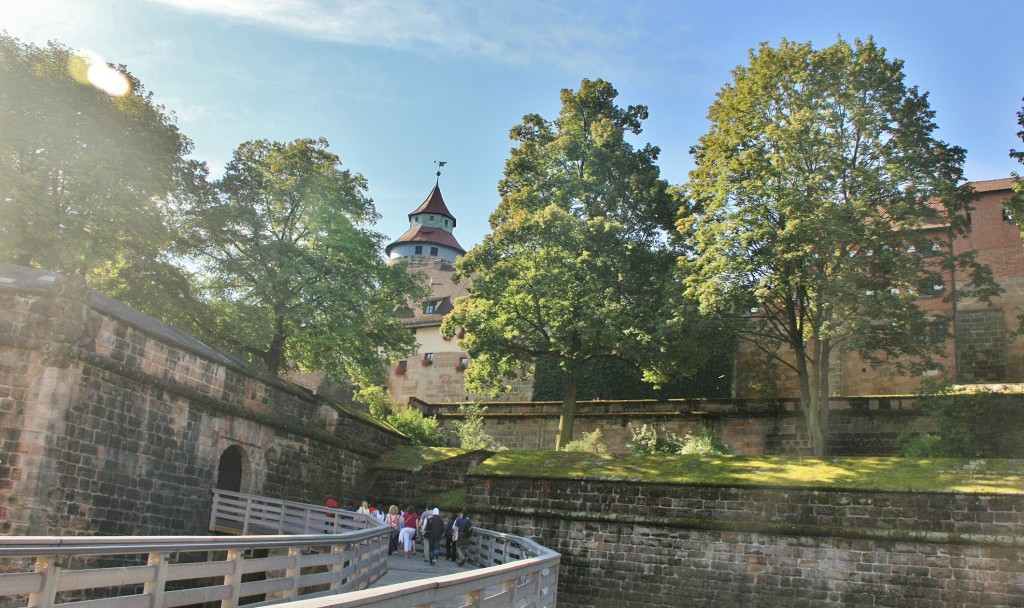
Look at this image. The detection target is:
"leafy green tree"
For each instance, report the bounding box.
[0,34,203,327]
[185,138,426,380]
[1006,97,1024,227]
[682,38,1001,456]
[443,79,699,449]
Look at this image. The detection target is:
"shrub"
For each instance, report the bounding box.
[627,424,685,455]
[677,424,731,456]
[454,404,502,451]
[561,429,608,453]
[903,383,1024,458]
[354,385,393,420]
[386,406,447,446]
[628,423,730,456]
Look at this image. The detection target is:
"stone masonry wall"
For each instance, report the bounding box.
[368,449,493,510]
[957,308,1008,383]
[421,397,938,456]
[468,475,1024,607]
[0,265,405,537]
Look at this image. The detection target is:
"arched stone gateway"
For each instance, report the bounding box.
[216,445,246,492]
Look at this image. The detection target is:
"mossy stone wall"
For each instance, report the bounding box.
[423,397,937,455]
[468,475,1024,607]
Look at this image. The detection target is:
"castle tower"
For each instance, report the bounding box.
[385,182,466,263]
[385,175,534,405]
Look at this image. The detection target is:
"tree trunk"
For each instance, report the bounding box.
[794,341,827,457]
[556,372,580,450]
[803,340,830,457]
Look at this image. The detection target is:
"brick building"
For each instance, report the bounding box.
[384,181,532,404]
[736,177,1024,397]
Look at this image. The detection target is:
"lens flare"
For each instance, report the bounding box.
[68,49,131,97]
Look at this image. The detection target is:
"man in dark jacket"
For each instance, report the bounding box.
[423,508,446,565]
[452,508,472,566]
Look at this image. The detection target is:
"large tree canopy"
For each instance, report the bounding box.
[682,38,1000,455]
[0,34,201,326]
[444,79,699,449]
[185,138,426,381]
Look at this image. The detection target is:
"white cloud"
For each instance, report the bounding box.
[142,0,629,69]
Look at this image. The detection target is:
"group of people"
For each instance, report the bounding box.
[383,505,473,566]
[322,498,474,566]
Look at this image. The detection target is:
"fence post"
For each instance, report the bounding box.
[27,556,58,608]
[143,552,169,608]
[221,549,243,608]
[284,545,302,600]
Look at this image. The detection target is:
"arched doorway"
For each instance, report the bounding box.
[216,445,245,492]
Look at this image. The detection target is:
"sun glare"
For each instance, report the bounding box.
[67,49,131,97]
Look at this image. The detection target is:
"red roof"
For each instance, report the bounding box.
[387,224,466,255]
[970,177,1016,193]
[410,184,457,226]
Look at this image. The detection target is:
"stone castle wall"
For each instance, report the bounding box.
[420,397,939,455]
[468,474,1024,607]
[0,266,404,537]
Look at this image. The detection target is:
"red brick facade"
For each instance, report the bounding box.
[737,178,1024,397]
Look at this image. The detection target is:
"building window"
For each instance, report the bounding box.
[424,352,434,362]
[430,246,439,256]
[398,360,407,372]
[1004,206,1015,222]
[429,215,435,222]
[414,245,423,255]
[917,276,945,297]
[444,219,450,227]
[425,302,436,314]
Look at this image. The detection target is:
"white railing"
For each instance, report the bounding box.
[0,532,388,608]
[0,491,559,608]
[210,490,375,536]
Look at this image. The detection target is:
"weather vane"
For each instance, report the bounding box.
[434,160,446,180]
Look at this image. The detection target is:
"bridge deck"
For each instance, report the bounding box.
[372,552,475,587]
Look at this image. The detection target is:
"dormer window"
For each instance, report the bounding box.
[425,302,436,314]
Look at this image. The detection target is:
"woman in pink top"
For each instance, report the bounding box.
[398,505,419,557]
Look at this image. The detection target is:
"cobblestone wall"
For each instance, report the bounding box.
[468,475,1024,607]
[0,265,404,537]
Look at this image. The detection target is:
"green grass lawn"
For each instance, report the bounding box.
[469,450,1024,494]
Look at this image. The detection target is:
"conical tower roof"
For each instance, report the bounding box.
[385,181,465,261]
[409,184,456,227]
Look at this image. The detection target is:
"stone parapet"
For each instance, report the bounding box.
[0,264,404,537]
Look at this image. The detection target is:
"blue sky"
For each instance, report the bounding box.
[2,0,1022,250]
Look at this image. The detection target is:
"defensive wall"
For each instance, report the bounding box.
[416,397,941,455]
[386,448,1024,608]
[0,264,405,537]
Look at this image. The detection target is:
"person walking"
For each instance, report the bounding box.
[444,515,457,561]
[384,505,401,555]
[419,507,432,562]
[423,508,446,565]
[398,505,419,557]
[451,508,473,566]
